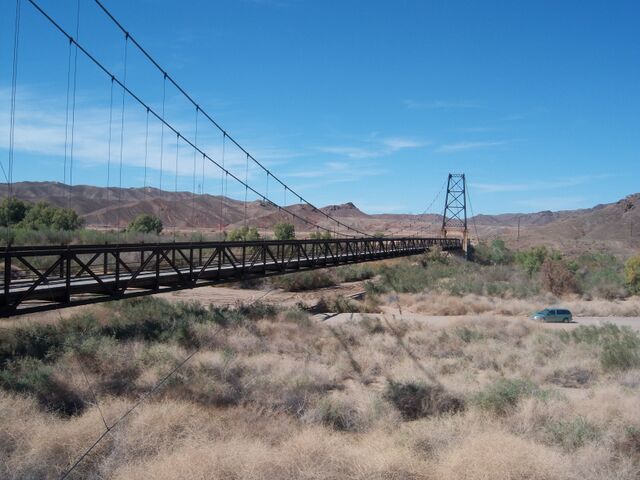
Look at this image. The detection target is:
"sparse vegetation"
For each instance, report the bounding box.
[1,298,640,479]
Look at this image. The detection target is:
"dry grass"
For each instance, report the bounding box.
[1,297,640,479]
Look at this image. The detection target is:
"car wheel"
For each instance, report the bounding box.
[563,317,569,323]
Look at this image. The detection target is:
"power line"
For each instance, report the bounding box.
[92,0,371,238]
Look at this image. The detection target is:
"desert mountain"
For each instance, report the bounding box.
[1,182,638,254]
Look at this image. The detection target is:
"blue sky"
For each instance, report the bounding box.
[1,0,638,215]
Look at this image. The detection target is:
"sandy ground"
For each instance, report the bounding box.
[5,282,640,333]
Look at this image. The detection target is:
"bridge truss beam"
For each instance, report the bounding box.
[1,237,461,317]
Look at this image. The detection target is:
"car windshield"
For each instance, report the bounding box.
[536,309,550,315]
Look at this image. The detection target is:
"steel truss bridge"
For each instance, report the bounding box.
[1,0,472,317]
[1,237,461,316]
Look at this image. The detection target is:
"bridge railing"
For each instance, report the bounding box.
[1,237,461,316]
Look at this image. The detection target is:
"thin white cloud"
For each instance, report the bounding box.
[286,160,386,181]
[403,99,479,110]
[436,140,509,153]
[0,86,299,184]
[318,135,425,159]
[382,137,425,149]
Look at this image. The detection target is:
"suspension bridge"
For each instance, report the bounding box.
[1,0,473,317]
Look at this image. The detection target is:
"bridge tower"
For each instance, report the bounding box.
[441,173,469,254]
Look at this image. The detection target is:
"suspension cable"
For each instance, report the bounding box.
[26,0,354,239]
[92,0,371,238]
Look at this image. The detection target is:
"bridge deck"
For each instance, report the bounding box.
[1,237,461,317]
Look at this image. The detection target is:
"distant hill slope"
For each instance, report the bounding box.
[1,182,638,254]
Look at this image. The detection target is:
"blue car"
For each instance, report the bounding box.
[531,308,573,323]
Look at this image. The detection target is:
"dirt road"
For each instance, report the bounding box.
[319,311,640,331]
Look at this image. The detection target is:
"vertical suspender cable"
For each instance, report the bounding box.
[200,152,205,240]
[159,74,166,191]
[191,107,198,234]
[265,171,269,202]
[244,153,249,228]
[219,132,226,233]
[174,133,179,240]
[143,107,149,195]
[5,0,21,246]
[106,77,114,229]
[63,40,72,189]
[67,0,80,209]
[7,0,22,191]
[117,34,128,236]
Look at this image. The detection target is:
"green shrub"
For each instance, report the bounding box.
[335,264,376,283]
[455,326,484,343]
[227,225,260,241]
[571,252,627,299]
[315,397,361,432]
[471,239,513,265]
[282,307,312,327]
[273,222,295,240]
[127,213,163,234]
[0,196,29,226]
[236,301,279,320]
[515,246,549,276]
[274,270,337,291]
[545,416,600,450]
[377,262,433,293]
[559,324,640,372]
[308,230,332,240]
[330,295,361,313]
[384,380,464,420]
[0,358,85,415]
[473,378,544,415]
[601,333,640,372]
[625,254,640,295]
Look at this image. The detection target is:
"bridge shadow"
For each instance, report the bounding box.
[383,311,440,386]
